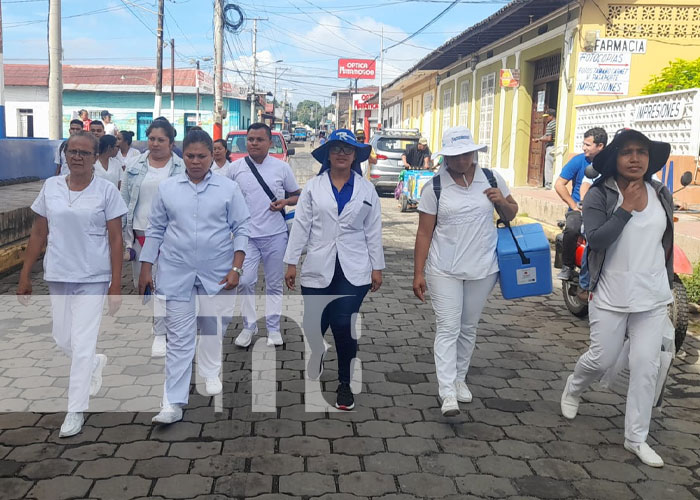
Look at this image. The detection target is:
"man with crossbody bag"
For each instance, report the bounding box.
[227,123,302,347]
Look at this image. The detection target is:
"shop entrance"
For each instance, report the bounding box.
[527,54,560,186]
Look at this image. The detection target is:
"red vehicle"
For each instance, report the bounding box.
[225,131,295,163]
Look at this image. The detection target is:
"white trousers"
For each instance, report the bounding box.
[163,280,235,406]
[544,145,555,186]
[48,281,108,412]
[238,232,287,333]
[131,235,166,336]
[569,299,666,443]
[427,272,498,400]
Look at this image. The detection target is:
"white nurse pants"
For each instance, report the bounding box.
[163,280,235,406]
[238,232,287,334]
[569,299,666,443]
[426,272,498,400]
[131,235,166,337]
[48,281,108,412]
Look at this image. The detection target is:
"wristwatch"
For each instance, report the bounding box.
[231,266,243,276]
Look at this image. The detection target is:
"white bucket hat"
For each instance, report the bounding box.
[431,126,487,160]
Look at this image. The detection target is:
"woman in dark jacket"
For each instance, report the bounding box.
[560,129,673,468]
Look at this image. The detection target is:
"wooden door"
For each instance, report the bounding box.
[527,83,547,186]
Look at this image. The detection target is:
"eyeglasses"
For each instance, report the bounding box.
[67,149,96,158]
[329,144,355,155]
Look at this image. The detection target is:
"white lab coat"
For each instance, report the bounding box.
[284,170,385,288]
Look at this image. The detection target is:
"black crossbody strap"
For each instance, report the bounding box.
[432,174,442,217]
[244,156,286,219]
[483,168,529,265]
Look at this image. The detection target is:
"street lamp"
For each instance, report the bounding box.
[190,57,213,125]
[251,59,283,122]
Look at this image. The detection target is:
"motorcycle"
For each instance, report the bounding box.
[554,169,693,352]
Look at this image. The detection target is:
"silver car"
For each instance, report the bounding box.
[281,130,291,143]
[367,128,422,192]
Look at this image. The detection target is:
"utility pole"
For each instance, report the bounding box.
[48,0,62,139]
[250,18,258,124]
[154,0,164,118]
[0,0,6,138]
[170,38,175,124]
[213,0,224,139]
[195,60,201,125]
[378,27,384,130]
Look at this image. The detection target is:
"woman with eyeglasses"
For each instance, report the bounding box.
[121,118,185,358]
[17,131,126,438]
[94,135,122,189]
[284,129,385,411]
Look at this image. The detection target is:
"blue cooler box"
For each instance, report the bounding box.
[497,223,552,299]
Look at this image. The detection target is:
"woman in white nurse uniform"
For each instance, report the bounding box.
[138,130,250,425]
[17,131,126,437]
[94,134,122,189]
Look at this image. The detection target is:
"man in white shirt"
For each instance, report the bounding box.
[101,110,118,136]
[227,123,302,347]
[54,119,84,176]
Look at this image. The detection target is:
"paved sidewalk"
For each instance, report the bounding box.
[1,179,699,499]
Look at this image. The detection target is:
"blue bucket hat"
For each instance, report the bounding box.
[312,128,371,175]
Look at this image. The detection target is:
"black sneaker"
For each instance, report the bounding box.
[335,383,354,410]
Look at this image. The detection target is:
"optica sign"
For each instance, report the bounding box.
[338,59,376,79]
[353,93,378,110]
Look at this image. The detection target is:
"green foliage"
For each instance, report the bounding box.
[680,262,700,304]
[295,100,333,129]
[642,58,700,95]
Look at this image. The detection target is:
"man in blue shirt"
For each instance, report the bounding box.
[554,127,607,280]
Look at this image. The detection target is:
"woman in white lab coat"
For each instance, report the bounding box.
[17,131,126,438]
[138,129,250,425]
[284,128,385,411]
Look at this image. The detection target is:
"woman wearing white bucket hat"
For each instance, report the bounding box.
[413,127,518,416]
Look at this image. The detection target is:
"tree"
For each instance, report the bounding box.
[642,58,700,95]
[295,100,333,129]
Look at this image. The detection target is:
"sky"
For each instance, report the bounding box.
[1,0,508,105]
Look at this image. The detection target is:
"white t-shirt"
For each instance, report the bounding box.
[418,166,511,280]
[227,154,300,238]
[104,122,118,136]
[133,161,171,231]
[31,176,127,283]
[211,160,231,176]
[93,157,122,188]
[116,148,141,169]
[595,182,673,312]
[54,143,68,175]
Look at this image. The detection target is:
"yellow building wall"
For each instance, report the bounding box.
[397,75,436,135]
[568,0,700,152]
[436,79,456,147]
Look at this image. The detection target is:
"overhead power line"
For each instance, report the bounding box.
[385,0,460,51]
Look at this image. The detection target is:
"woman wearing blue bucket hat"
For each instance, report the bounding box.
[284,129,385,410]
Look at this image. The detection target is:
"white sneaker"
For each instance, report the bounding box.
[152,404,183,424]
[151,335,167,358]
[455,381,472,403]
[59,412,84,437]
[234,327,257,348]
[624,440,664,467]
[267,330,284,346]
[560,374,580,420]
[89,354,107,396]
[441,395,460,417]
[204,377,222,396]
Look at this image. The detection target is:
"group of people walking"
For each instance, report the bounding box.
[17,118,676,467]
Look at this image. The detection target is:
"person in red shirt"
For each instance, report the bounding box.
[79,109,92,131]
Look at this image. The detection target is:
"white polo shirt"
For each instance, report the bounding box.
[227,154,300,238]
[418,166,510,280]
[31,176,127,283]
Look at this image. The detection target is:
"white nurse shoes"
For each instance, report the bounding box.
[267,330,284,347]
[455,381,473,403]
[560,374,580,420]
[624,440,664,468]
[205,377,223,396]
[440,395,460,417]
[152,405,183,425]
[234,327,257,348]
[89,354,107,396]
[151,335,167,358]
[59,412,84,438]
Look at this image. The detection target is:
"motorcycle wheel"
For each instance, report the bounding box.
[563,281,588,317]
[669,275,689,353]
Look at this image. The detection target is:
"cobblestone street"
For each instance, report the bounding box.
[1,151,699,499]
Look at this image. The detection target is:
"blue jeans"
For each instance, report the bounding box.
[579,245,590,290]
[301,259,370,384]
